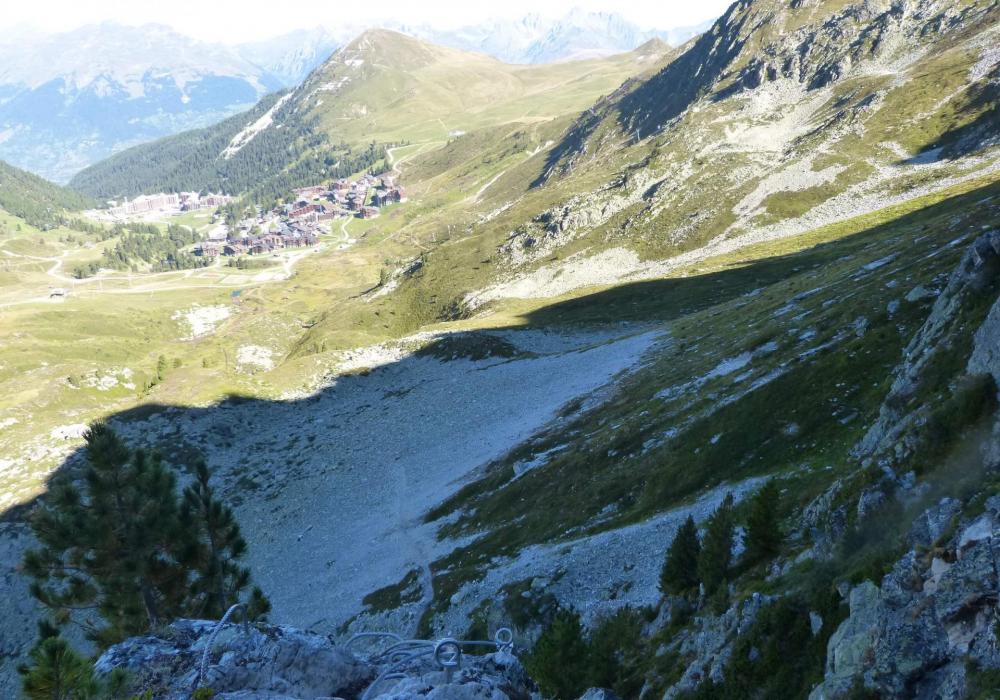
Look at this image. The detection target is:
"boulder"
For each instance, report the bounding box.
[367,650,532,700]
[810,498,1000,700]
[95,621,534,700]
[576,689,623,700]
[96,620,375,699]
[907,498,961,548]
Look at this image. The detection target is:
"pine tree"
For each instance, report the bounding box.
[588,607,646,698]
[179,460,270,620]
[525,608,591,700]
[660,515,702,595]
[156,355,168,381]
[23,423,271,649]
[24,423,188,646]
[19,621,129,700]
[698,494,736,597]
[745,481,783,566]
[19,635,97,700]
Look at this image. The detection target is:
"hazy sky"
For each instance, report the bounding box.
[4,0,733,43]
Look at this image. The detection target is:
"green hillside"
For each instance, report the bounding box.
[68,31,670,203]
[0,160,94,228]
[6,4,1000,698]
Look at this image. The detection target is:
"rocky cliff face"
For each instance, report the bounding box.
[809,496,1000,699]
[856,230,1000,463]
[562,0,999,148]
[804,233,1000,699]
[470,0,1000,309]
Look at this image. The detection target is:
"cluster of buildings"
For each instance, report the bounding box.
[293,173,407,221]
[187,172,408,260]
[105,192,232,218]
[200,221,319,258]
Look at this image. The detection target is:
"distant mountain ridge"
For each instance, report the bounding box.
[70,29,670,202]
[388,10,711,64]
[0,23,287,184]
[236,28,342,86]
[0,11,711,183]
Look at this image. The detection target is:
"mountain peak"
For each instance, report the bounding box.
[326,27,478,73]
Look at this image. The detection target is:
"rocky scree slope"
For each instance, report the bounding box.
[399,184,1000,697]
[40,225,1000,699]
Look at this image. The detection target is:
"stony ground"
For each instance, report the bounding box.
[125,327,662,637]
[0,326,662,692]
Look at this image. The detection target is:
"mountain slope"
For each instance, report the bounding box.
[8,1,1000,698]
[298,30,669,145]
[0,159,93,227]
[66,91,314,201]
[70,30,670,200]
[0,12,707,185]
[0,23,288,183]
[429,0,1000,313]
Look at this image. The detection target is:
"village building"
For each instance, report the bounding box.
[347,193,366,211]
[196,242,221,258]
[289,204,321,219]
[107,193,179,217]
[294,185,327,200]
[317,209,345,221]
[201,194,233,208]
[373,187,406,207]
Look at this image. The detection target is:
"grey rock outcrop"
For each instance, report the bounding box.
[856,230,1000,464]
[809,503,1000,699]
[95,620,375,699]
[576,689,622,700]
[95,620,534,700]
[662,592,773,698]
[369,650,531,700]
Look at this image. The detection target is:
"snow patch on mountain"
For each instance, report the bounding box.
[221,92,294,159]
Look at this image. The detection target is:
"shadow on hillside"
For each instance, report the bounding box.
[0,179,998,691]
[5,180,1000,528]
[899,78,1000,166]
[530,6,751,189]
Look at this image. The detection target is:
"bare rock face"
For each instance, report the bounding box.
[809,500,1000,699]
[94,620,535,700]
[661,592,774,699]
[855,230,1000,464]
[95,620,375,699]
[369,651,532,700]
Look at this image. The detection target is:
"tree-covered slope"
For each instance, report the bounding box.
[68,92,301,200]
[0,159,94,228]
[69,30,669,203]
